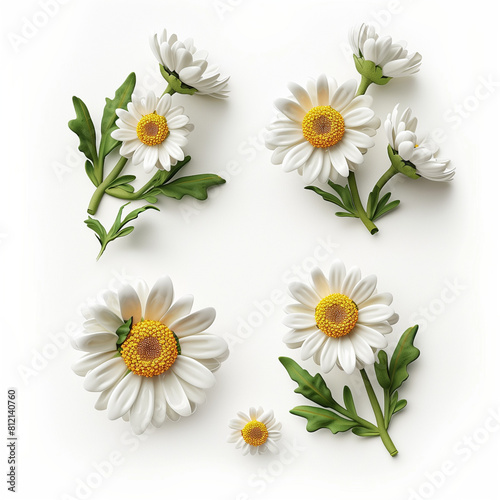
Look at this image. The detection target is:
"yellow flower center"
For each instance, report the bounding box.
[302,106,345,148]
[136,113,169,146]
[120,320,179,377]
[241,420,269,447]
[315,293,358,338]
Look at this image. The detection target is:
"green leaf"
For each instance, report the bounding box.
[328,181,355,212]
[100,73,136,158]
[351,426,380,437]
[116,317,133,346]
[335,211,358,218]
[279,357,338,409]
[85,160,99,187]
[373,199,400,221]
[388,325,420,395]
[158,174,226,200]
[156,156,192,186]
[108,175,137,188]
[68,96,98,164]
[143,196,158,203]
[394,399,407,414]
[374,350,391,390]
[353,55,392,86]
[304,186,349,212]
[86,203,159,260]
[290,406,357,434]
[366,190,379,220]
[343,386,357,416]
[118,184,135,193]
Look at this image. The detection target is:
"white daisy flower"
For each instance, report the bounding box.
[266,75,380,183]
[283,261,398,375]
[72,276,229,435]
[150,29,229,98]
[228,407,282,455]
[385,104,454,181]
[349,23,422,79]
[111,91,192,174]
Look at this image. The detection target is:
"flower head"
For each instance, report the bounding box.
[385,104,454,181]
[228,407,282,455]
[72,276,229,435]
[349,23,422,81]
[150,29,229,98]
[266,75,380,183]
[111,91,192,174]
[283,260,398,374]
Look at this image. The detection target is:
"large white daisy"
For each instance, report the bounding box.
[72,276,229,435]
[150,29,229,98]
[111,91,192,174]
[228,407,282,455]
[385,104,454,181]
[266,75,380,184]
[349,23,422,78]
[283,261,398,374]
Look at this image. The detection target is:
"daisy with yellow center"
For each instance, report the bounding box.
[283,260,398,374]
[266,74,380,184]
[72,276,229,435]
[228,407,282,455]
[111,91,193,174]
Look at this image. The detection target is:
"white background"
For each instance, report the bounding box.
[1,0,499,499]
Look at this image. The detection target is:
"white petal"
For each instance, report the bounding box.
[282,142,314,173]
[283,313,317,330]
[355,324,388,349]
[169,307,216,338]
[357,304,394,324]
[72,350,116,376]
[310,267,331,297]
[118,284,142,322]
[341,267,362,296]
[300,330,327,360]
[283,327,316,345]
[274,98,306,122]
[338,336,356,374]
[161,371,192,416]
[74,331,117,353]
[320,338,339,373]
[350,275,377,305]
[83,357,127,392]
[107,373,142,420]
[130,377,155,435]
[89,304,124,333]
[178,378,207,405]
[179,334,228,359]
[145,275,174,321]
[288,282,320,309]
[151,376,167,428]
[329,260,346,293]
[359,292,393,308]
[171,355,216,389]
[350,331,375,365]
[160,295,194,325]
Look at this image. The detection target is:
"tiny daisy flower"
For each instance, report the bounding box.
[111,91,193,174]
[283,261,398,375]
[266,75,380,183]
[72,276,229,435]
[385,104,454,181]
[228,407,282,455]
[349,23,422,80]
[150,29,229,98]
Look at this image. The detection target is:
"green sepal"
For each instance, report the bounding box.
[290,406,357,434]
[157,174,226,200]
[100,73,136,158]
[353,55,392,86]
[159,65,198,95]
[85,160,99,187]
[374,350,391,390]
[388,325,420,395]
[279,357,338,409]
[351,426,380,437]
[68,96,98,164]
[388,145,420,179]
[116,317,133,350]
[85,203,160,260]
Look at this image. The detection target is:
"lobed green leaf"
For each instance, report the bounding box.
[158,174,226,200]
[68,96,98,164]
[290,406,357,434]
[388,325,420,395]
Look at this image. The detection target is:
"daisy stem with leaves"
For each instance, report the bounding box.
[360,368,398,456]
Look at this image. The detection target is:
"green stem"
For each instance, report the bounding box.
[384,388,391,429]
[373,165,399,197]
[162,83,176,96]
[356,75,372,96]
[347,171,378,234]
[360,369,398,457]
[87,157,128,215]
[330,402,379,433]
[106,171,162,200]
